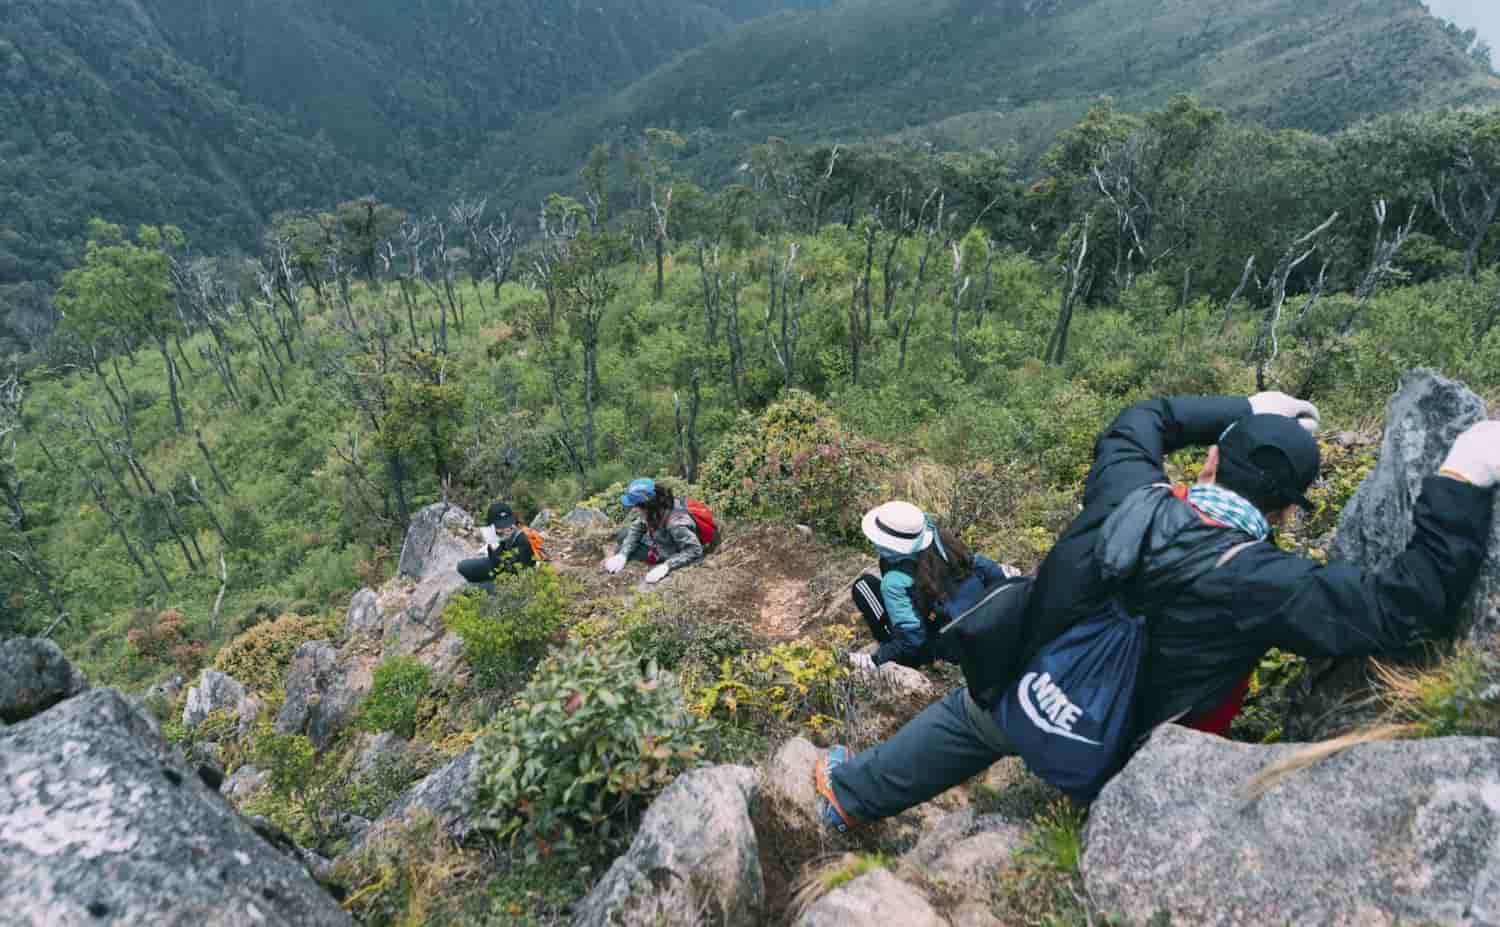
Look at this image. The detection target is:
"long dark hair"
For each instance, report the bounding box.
[913,525,974,603]
[642,484,677,529]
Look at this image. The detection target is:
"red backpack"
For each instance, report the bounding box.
[685,499,718,547]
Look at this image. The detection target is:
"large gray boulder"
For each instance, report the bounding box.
[1084,724,1500,927]
[573,765,763,927]
[791,868,945,927]
[0,637,87,723]
[343,588,383,643]
[561,506,611,531]
[344,746,479,857]
[0,688,350,926]
[1290,370,1497,738]
[274,641,371,750]
[181,669,247,730]
[396,502,473,580]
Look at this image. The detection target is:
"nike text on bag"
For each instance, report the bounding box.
[685,499,718,547]
[851,574,893,643]
[937,576,1034,708]
[994,599,1146,801]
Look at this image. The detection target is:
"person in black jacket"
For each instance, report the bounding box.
[814,391,1498,832]
[457,502,534,591]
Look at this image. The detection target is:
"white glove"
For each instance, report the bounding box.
[480,525,499,548]
[848,652,877,672]
[1249,391,1320,434]
[604,553,627,574]
[1441,421,1500,488]
[644,563,671,584]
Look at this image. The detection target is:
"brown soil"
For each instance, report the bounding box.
[547,520,869,642]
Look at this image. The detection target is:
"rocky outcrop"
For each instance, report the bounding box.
[221,764,270,805]
[1084,724,1500,927]
[343,588,383,642]
[1289,371,1497,738]
[182,669,247,730]
[345,746,479,857]
[904,809,1025,886]
[573,765,763,927]
[396,502,473,580]
[274,641,372,750]
[0,688,350,926]
[561,506,612,531]
[792,868,946,927]
[0,637,88,723]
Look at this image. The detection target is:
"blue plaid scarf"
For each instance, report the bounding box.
[1188,484,1270,541]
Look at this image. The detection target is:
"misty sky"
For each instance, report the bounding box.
[1425,0,1500,61]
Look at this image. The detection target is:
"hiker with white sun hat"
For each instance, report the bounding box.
[849,500,1014,672]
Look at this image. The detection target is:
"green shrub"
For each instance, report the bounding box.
[361,657,432,739]
[693,630,854,742]
[476,640,713,861]
[442,566,572,688]
[214,614,335,692]
[700,390,890,541]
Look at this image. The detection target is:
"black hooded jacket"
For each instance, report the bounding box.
[1015,396,1493,730]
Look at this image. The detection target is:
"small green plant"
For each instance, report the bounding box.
[361,656,432,739]
[790,852,889,918]
[693,630,853,740]
[246,725,342,851]
[1024,799,1088,874]
[476,639,713,861]
[1374,645,1500,737]
[443,566,572,688]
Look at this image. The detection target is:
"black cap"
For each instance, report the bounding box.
[485,502,519,529]
[1217,414,1320,511]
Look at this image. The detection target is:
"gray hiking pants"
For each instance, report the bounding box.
[831,687,1015,822]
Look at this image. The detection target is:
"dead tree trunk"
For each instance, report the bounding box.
[1045,215,1094,367]
[1216,255,1258,336]
[1251,212,1340,391]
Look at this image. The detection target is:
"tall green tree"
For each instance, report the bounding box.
[55,221,189,433]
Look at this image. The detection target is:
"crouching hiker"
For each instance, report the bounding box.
[457,502,543,591]
[850,501,1018,670]
[602,478,716,585]
[816,391,1498,833]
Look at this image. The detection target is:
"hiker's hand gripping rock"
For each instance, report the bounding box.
[604,553,627,574]
[1442,421,1500,488]
[645,563,671,584]
[1249,391,1321,434]
[848,652,877,672]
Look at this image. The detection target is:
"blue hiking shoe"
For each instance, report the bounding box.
[815,745,857,834]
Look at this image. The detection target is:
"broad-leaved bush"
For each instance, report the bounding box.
[700,391,889,541]
[476,640,712,860]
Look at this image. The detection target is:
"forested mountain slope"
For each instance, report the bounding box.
[0,0,827,348]
[485,0,1500,198]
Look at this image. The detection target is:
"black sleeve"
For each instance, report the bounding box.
[488,532,535,573]
[1239,478,1494,657]
[1083,396,1252,512]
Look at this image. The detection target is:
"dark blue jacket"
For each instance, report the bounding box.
[874,554,1009,668]
[1019,396,1493,729]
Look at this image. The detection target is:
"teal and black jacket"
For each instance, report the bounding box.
[874,554,1010,668]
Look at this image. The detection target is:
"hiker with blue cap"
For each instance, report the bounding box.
[851,500,1015,671]
[602,478,711,584]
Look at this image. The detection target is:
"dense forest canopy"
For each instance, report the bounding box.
[3,0,1497,355]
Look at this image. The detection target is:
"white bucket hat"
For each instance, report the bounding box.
[861,500,932,555]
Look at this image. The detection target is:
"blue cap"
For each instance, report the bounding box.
[620,478,656,508]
